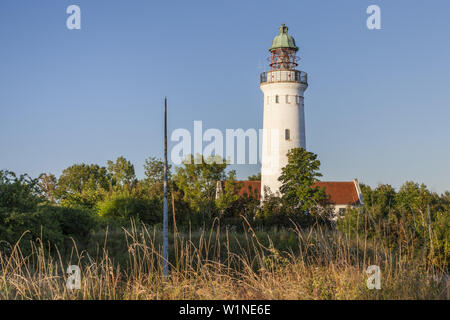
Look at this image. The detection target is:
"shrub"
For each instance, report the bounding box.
[0,205,96,255]
[0,170,42,212]
[96,193,161,225]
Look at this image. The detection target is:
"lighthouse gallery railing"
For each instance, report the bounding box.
[260,70,308,85]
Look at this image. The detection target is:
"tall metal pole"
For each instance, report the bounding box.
[163,97,169,278]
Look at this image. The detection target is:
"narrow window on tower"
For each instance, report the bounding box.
[286,95,290,104]
[285,129,290,140]
[275,95,279,104]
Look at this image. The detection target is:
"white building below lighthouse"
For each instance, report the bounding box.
[260,24,308,197]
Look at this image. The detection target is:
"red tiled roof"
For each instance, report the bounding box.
[312,181,360,205]
[236,181,261,198]
[228,180,360,205]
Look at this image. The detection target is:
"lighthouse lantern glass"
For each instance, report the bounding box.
[270,48,298,71]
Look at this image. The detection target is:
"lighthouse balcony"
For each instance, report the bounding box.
[260,70,307,85]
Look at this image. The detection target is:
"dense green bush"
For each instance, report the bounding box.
[0,170,97,254]
[0,205,96,253]
[0,208,64,251]
[0,170,42,212]
[96,193,161,225]
[337,183,450,268]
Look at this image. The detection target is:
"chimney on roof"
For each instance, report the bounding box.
[353,178,364,205]
[215,181,224,200]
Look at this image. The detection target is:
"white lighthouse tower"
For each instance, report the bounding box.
[260,24,308,197]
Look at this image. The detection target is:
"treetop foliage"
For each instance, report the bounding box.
[278,148,326,213]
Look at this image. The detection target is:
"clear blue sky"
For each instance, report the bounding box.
[1,0,449,193]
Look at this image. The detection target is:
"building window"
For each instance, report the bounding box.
[285,129,290,140]
[275,95,279,103]
[296,96,300,104]
[285,95,290,104]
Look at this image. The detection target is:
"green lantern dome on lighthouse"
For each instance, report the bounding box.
[269,24,298,52]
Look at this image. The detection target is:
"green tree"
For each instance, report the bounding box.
[107,156,136,191]
[259,192,286,226]
[339,181,449,267]
[174,154,227,219]
[96,192,161,225]
[143,157,172,199]
[396,181,433,215]
[395,182,442,247]
[38,173,58,203]
[215,171,242,213]
[0,170,97,254]
[362,184,397,224]
[0,170,42,212]
[278,148,326,217]
[55,164,110,208]
[144,157,170,184]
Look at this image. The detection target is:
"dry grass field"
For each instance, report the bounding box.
[0,219,448,300]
